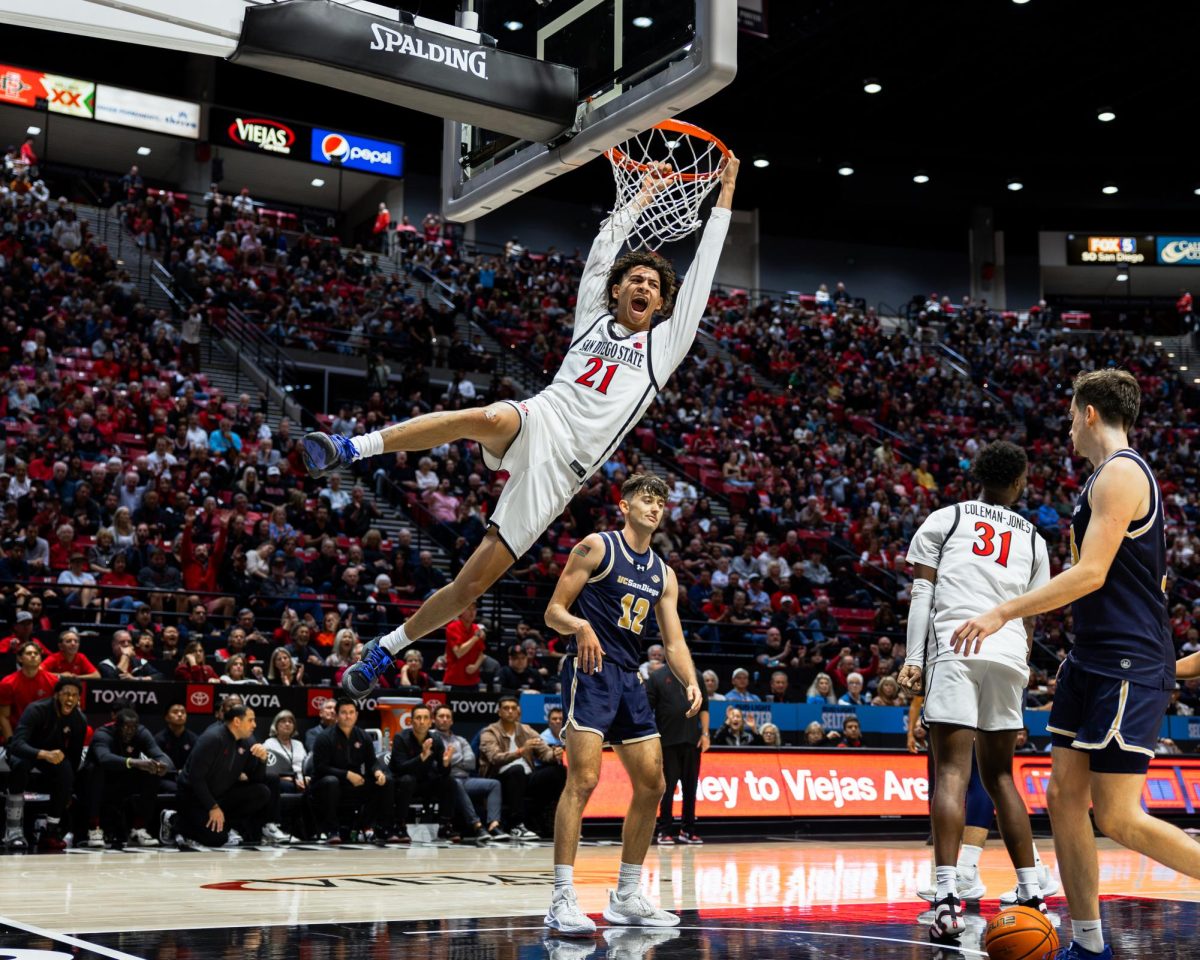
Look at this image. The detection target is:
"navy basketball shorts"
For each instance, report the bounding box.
[562,657,659,745]
[1047,658,1172,774]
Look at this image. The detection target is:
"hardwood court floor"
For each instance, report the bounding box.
[1,838,1198,958]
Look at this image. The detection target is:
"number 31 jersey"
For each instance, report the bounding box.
[906,500,1050,671]
[568,530,667,672]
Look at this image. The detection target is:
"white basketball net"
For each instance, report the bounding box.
[606,121,729,250]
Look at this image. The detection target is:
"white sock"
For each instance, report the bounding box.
[378,624,411,655]
[616,861,642,898]
[1032,842,1044,868]
[350,432,383,460]
[1015,866,1039,900]
[1072,919,1104,954]
[554,864,574,895]
[935,865,957,899]
[958,843,983,876]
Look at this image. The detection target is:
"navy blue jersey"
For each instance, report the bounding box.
[1069,449,1173,690]
[568,531,667,671]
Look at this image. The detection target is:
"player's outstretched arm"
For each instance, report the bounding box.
[651,155,739,377]
[1177,652,1200,680]
[544,534,605,674]
[952,458,1147,654]
[656,566,702,717]
[572,171,666,339]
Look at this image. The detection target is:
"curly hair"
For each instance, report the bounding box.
[972,440,1028,491]
[606,250,677,319]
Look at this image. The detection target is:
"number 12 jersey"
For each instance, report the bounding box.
[906,500,1050,671]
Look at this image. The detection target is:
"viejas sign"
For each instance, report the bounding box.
[210,107,310,158]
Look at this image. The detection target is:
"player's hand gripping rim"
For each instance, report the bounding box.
[575,623,605,675]
[951,608,1005,656]
[684,683,702,718]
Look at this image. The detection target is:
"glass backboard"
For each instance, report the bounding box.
[441,0,736,222]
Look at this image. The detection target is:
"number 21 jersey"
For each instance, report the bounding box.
[906,500,1050,671]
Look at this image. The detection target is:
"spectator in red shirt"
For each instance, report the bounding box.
[173,641,219,684]
[0,642,59,741]
[42,629,101,681]
[372,202,391,253]
[0,611,51,656]
[179,510,233,618]
[443,602,487,692]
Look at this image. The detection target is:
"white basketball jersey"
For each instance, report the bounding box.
[906,500,1050,671]
[532,204,731,482]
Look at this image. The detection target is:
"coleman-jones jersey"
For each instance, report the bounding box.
[568,530,667,672]
[536,203,731,483]
[907,500,1050,672]
[1069,449,1173,690]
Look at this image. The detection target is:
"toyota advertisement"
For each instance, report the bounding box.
[311,126,404,178]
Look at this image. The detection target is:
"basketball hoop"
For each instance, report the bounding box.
[604,119,731,249]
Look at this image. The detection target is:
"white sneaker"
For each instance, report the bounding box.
[85,827,105,848]
[225,828,243,847]
[263,823,293,845]
[511,824,539,841]
[929,894,965,941]
[544,888,597,936]
[128,827,159,847]
[540,936,598,960]
[159,810,176,847]
[601,890,680,928]
[1000,864,1060,903]
[602,927,681,959]
[918,869,985,903]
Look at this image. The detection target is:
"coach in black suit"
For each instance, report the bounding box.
[647,664,709,843]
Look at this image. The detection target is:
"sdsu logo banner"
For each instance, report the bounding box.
[311,127,404,178]
[0,63,94,117]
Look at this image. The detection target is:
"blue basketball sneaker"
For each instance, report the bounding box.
[302,432,357,479]
[1046,944,1113,960]
[341,640,394,699]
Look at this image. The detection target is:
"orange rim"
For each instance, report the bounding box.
[605,119,731,182]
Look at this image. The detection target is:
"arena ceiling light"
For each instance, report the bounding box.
[1012,0,1031,5]
[503,20,523,31]
[311,178,325,187]
[1193,187,1200,196]
[1007,180,1024,191]
[136,146,151,156]
[837,166,854,176]
[1101,182,1119,195]
[26,125,40,136]
[631,16,654,28]
[752,156,770,168]
[913,172,930,184]
[1116,271,1129,282]
[863,79,883,94]
[1097,109,1116,122]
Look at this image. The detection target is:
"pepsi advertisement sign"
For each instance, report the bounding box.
[311,128,403,178]
[1157,237,1200,266]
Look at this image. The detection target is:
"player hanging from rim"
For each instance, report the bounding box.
[953,370,1200,960]
[540,474,701,935]
[898,440,1052,943]
[302,156,740,699]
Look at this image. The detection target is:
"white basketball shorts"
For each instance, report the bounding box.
[481,397,582,561]
[923,657,1027,732]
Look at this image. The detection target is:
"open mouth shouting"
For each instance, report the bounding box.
[629,294,650,322]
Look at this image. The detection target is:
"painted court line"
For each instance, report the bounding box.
[403,921,988,955]
[0,915,147,960]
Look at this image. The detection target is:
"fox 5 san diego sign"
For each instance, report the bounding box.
[311,127,403,178]
[1066,234,1154,265]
